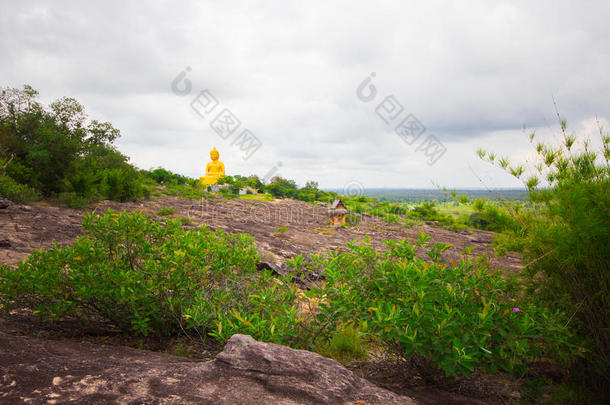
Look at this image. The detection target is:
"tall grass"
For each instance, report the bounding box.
[479,118,610,399]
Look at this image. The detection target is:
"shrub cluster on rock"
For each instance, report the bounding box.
[289,235,578,377]
[0,210,302,342]
[0,209,580,384]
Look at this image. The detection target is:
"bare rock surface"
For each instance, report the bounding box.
[0,332,415,404]
[0,195,523,274]
[0,203,83,266]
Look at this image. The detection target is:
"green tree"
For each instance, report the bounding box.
[265,176,298,198]
[0,85,147,204]
[303,180,319,190]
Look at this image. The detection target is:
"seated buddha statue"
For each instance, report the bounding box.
[200,147,225,185]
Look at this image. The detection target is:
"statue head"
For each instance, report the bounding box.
[210,147,219,161]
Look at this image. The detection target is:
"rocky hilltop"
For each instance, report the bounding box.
[0,196,522,404]
[0,195,521,273]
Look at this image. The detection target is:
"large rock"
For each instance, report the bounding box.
[0,333,415,404]
[0,198,10,209]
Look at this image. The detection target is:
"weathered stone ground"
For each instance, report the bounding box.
[0,195,525,404]
[0,332,415,404]
[0,195,522,273]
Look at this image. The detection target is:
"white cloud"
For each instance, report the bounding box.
[2,0,609,188]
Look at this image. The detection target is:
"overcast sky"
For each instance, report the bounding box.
[2,1,609,190]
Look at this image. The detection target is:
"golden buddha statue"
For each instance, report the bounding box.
[200,147,225,185]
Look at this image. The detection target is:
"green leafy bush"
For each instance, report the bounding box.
[468,199,521,233]
[408,201,460,228]
[0,210,301,343]
[295,236,578,377]
[409,201,438,219]
[0,175,39,203]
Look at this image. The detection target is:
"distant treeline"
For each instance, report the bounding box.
[325,188,529,203]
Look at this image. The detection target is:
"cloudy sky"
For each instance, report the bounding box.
[2,1,609,190]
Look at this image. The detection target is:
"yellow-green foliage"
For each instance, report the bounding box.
[157,206,175,216]
[239,193,273,201]
[312,227,335,235]
[177,216,192,226]
[317,325,367,363]
[273,226,289,237]
[0,175,39,203]
[436,201,474,222]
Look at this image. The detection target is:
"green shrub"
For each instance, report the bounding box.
[492,232,527,256]
[409,201,438,220]
[408,201,457,228]
[172,342,190,357]
[177,216,192,225]
[0,210,301,343]
[344,214,361,226]
[382,213,400,223]
[61,171,101,202]
[295,236,578,377]
[402,218,420,229]
[472,197,486,211]
[0,175,39,203]
[217,186,237,199]
[273,225,289,236]
[157,206,175,216]
[348,203,365,214]
[58,191,90,208]
[468,200,520,233]
[264,177,298,198]
[317,324,367,363]
[101,167,149,202]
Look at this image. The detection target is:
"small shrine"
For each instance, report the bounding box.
[200,147,225,185]
[328,199,350,227]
